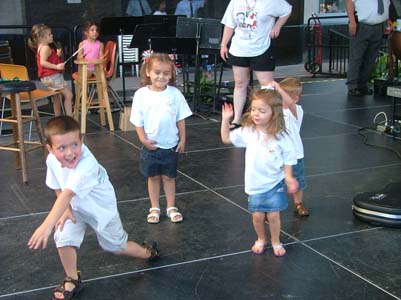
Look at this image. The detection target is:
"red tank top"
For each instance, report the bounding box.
[36,46,62,78]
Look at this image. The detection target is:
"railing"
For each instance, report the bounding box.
[304,14,349,76]
[328,28,350,76]
[304,14,389,78]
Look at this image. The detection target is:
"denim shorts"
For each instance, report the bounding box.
[248,180,288,213]
[140,146,178,178]
[292,158,307,190]
[228,47,275,71]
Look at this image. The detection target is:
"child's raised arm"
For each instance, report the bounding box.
[269,81,294,108]
[27,189,75,250]
[221,102,234,144]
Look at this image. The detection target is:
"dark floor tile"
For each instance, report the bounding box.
[3,242,396,300]
[301,113,356,138]
[307,228,401,298]
[303,132,401,175]
[0,191,266,294]
[215,164,401,241]
[178,147,245,189]
[1,78,401,300]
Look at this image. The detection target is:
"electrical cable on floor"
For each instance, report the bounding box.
[358,127,401,160]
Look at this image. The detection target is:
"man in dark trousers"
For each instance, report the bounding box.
[345,0,391,96]
[126,0,152,16]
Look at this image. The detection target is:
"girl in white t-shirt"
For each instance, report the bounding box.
[130,53,192,224]
[221,88,298,256]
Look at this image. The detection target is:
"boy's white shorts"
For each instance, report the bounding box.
[54,211,128,253]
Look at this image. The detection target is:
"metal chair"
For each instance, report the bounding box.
[117,35,140,77]
[104,41,124,110]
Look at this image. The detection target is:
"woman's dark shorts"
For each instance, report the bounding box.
[228,47,275,71]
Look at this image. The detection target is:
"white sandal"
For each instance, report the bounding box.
[166,206,183,223]
[147,208,160,224]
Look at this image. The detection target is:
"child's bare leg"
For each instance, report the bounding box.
[115,241,151,259]
[162,175,176,207]
[55,246,79,297]
[60,86,73,116]
[52,94,62,116]
[148,175,161,208]
[162,175,182,222]
[293,190,303,205]
[147,176,161,222]
[267,211,281,245]
[251,212,268,253]
[267,211,286,256]
[252,212,267,242]
[293,190,309,216]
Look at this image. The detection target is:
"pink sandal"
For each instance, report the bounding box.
[272,243,286,257]
[251,240,267,255]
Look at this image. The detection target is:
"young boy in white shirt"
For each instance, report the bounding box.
[271,78,310,216]
[28,116,159,300]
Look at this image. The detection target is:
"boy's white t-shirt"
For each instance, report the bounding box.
[283,105,304,159]
[130,85,192,149]
[230,127,297,195]
[46,144,118,231]
[221,0,292,57]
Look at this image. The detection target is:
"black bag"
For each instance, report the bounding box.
[352,183,401,228]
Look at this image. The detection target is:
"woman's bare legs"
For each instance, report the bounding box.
[232,66,250,125]
[254,70,274,87]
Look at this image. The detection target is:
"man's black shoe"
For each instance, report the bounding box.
[348,88,363,96]
[359,86,373,95]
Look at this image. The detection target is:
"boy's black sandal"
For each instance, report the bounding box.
[52,271,82,300]
[142,240,160,261]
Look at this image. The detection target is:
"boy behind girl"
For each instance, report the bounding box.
[272,78,310,216]
[28,116,159,300]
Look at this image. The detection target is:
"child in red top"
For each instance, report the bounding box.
[28,24,73,116]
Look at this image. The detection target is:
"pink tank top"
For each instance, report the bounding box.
[82,40,101,71]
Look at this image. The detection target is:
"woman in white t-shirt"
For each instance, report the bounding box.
[220,0,292,129]
[221,88,298,257]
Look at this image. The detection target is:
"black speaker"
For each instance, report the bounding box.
[352,183,401,227]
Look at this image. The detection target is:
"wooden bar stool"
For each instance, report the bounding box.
[0,80,46,183]
[73,59,114,134]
